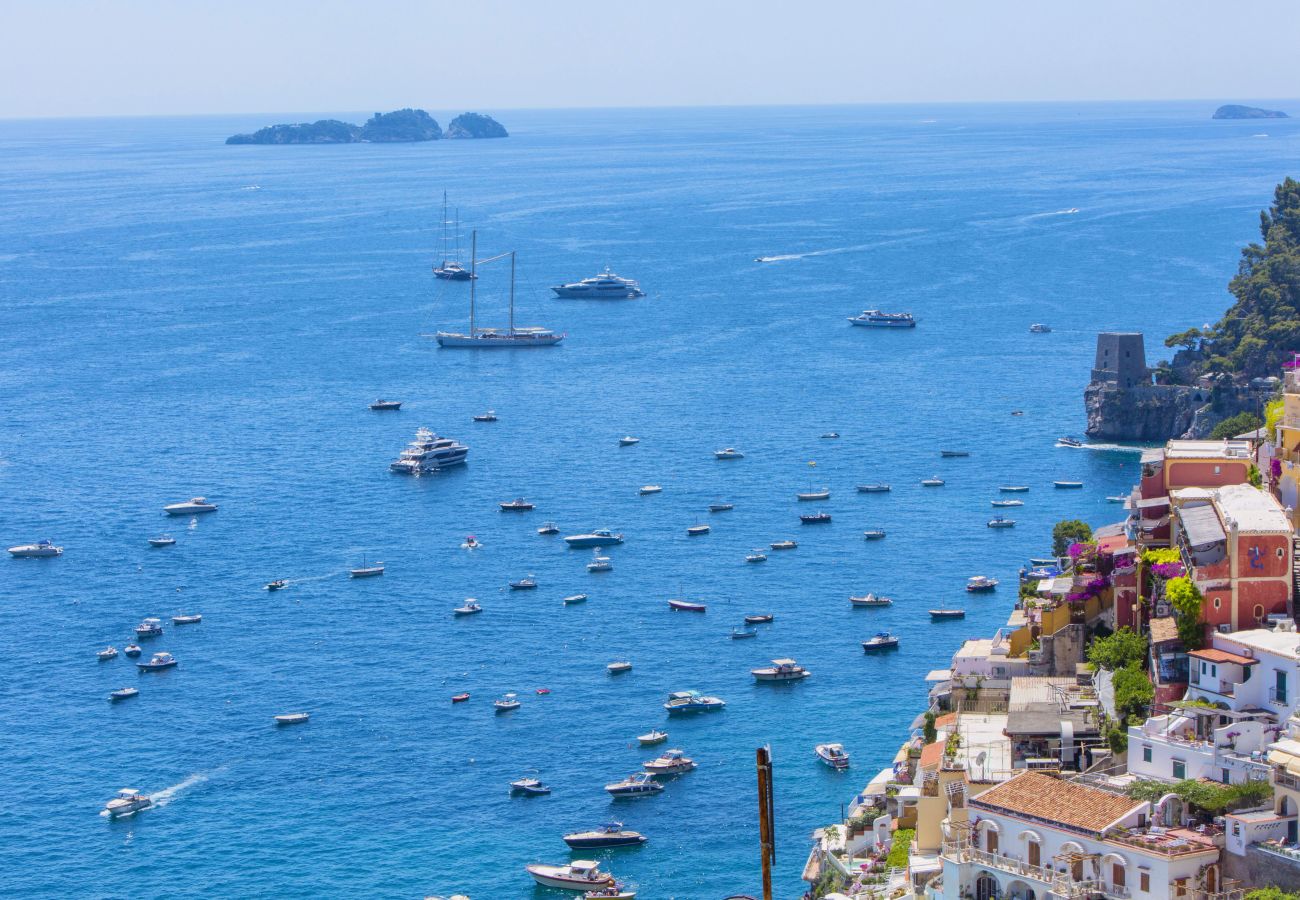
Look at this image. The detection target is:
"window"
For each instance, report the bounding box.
[1222,768,1231,784]
[1140,872,1151,893]
[1028,840,1040,867]
[1214,597,1221,609]
[1173,760,1186,779]
[1214,465,1221,475]
[1276,670,1289,705]
[1143,746,1152,763]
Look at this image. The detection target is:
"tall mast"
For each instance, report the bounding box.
[454,208,461,263]
[509,251,516,334]
[441,191,449,264]
[469,231,476,335]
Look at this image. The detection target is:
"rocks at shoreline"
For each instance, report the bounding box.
[225,109,507,145]
[1212,104,1288,120]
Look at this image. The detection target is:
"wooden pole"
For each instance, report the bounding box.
[757,745,774,900]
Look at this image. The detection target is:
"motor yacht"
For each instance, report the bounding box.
[1057,436,1084,447]
[668,598,706,612]
[1030,323,1052,333]
[565,530,624,548]
[171,614,201,625]
[137,651,178,671]
[714,448,744,460]
[369,399,401,410]
[799,512,831,524]
[552,267,645,299]
[862,529,886,540]
[849,594,892,607]
[987,516,1016,528]
[104,788,152,818]
[97,646,119,661]
[564,822,648,849]
[266,579,287,591]
[663,690,725,713]
[603,772,664,797]
[746,549,767,563]
[607,661,633,674]
[643,748,696,775]
[862,632,900,652]
[744,614,774,624]
[109,687,139,702]
[164,498,217,515]
[815,743,851,770]
[509,576,538,590]
[686,524,709,536]
[494,692,521,713]
[966,576,999,592]
[389,428,470,474]
[8,539,63,557]
[274,713,310,726]
[751,658,810,682]
[510,776,551,796]
[769,540,797,550]
[537,522,560,535]
[857,484,891,492]
[499,498,534,511]
[920,477,945,487]
[526,860,615,891]
[135,617,164,638]
[637,730,668,746]
[847,309,916,328]
[453,599,482,616]
[147,536,176,547]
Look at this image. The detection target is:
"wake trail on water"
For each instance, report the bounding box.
[1022,207,1080,222]
[755,239,918,263]
[150,771,213,808]
[1060,441,1143,454]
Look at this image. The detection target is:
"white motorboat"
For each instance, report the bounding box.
[494,692,521,713]
[274,712,310,725]
[796,488,830,501]
[564,593,589,605]
[714,448,744,460]
[587,552,613,572]
[525,860,615,891]
[857,483,891,492]
[1000,485,1030,492]
[453,599,483,616]
[708,502,734,512]
[604,772,664,797]
[770,540,797,550]
[104,788,152,818]
[123,644,142,658]
[164,498,217,515]
[862,529,886,540]
[686,524,709,536]
[510,776,551,796]
[147,535,176,547]
[987,516,1016,528]
[537,521,560,535]
[350,559,385,578]
[265,579,287,591]
[565,530,624,548]
[637,730,668,746]
[509,576,538,590]
[499,498,535,511]
[585,887,637,900]
[607,661,633,674]
[849,594,892,607]
[565,823,647,849]
[619,436,640,446]
[97,646,119,661]
[1029,323,1052,333]
[109,687,139,701]
[991,499,1023,507]
[472,410,498,422]
[920,477,945,487]
[751,658,811,682]
[815,743,851,770]
[930,609,967,619]
[821,431,840,439]
[639,485,663,495]
[746,549,767,563]
[137,651,177,671]
[369,399,402,410]
[552,267,646,299]
[663,690,725,713]
[643,748,696,775]
[135,617,164,638]
[966,576,999,592]
[862,632,900,652]
[7,539,63,557]
[171,614,201,625]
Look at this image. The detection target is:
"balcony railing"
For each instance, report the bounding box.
[940,842,1055,884]
[1272,687,1290,706]
[1276,769,1300,791]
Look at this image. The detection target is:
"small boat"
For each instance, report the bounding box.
[123,644,142,658]
[663,690,726,713]
[991,499,1023,507]
[274,712,310,726]
[97,646,119,661]
[536,688,550,695]
[604,772,664,797]
[453,599,483,616]
[509,576,538,590]
[862,529,886,540]
[135,618,164,638]
[796,488,830,501]
[510,777,551,796]
[137,651,178,671]
[849,594,892,607]
[821,431,840,439]
[714,448,744,459]
[564,593,589,605]
[930,609,966,619]
[369,399,402,410]
[147,536,176,548]
[643,748,696,775]
[1000,485,1030,492]
[472,410,498,422]
[731,627,758,639]
[637,730,668,746]
[769,540,797,550]
[1057,436,1084,448]
[350,560,385,577]
[815,743,851,770]
[1107,495,1128,503]
[857,484,891,493]
[940,450,970,457]
[640,485,663,495]
[966,576,999,592]
[526,860,615,891]
[171,614,201,625]
[1029,323,1052,333]
[607,661,633,674]
[587,553,613,572]
[494,692,521,713]
[499,498,535,511]
[1029,557,1057,567]
[745,549,767,563]
[987,516,1016,528]
[1054,480,1084,489]
[265,579,287,591]
[451,693,471,703]
[461,536,481,550]
[618,436,640,446]
[1011,410,1024,416]
[921,477,945,487]
[686,524,709,536]
[7,539,63,558]
[537,522,560,535]
[565,530,625,548]
[585,886,637,900]
[744,614,774,625]
[104,788,152,818]
[564,822,648,849]
[708,503,734,513]
[668,598,706,612]
[164,497,217,515]
[109,687,139,702]
[847,310,915,328]
[862,632,900,652]
[751,658,811,682]
[799,512,831,524]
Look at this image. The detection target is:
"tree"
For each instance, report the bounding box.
[1209,411,1264,440]
[1165,327,1203,350]
[1166,576,1205,649]
[923,711,937,745]
[1088,627,1148,671]
[1245,889,1300,900]
[1053,520,1093,557]
[1112,664,1154,724]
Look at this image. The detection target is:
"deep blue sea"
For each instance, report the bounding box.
[2,102,1297,899]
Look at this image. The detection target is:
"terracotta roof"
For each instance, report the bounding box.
[1149,617,1180,644]
[919,740,944,769]
[935,713,958,728]
[1097,534,1130,554]
[1189,648,1257,666]
[970,771,1143,834]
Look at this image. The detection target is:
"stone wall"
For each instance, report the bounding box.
[1223,844,1300,893]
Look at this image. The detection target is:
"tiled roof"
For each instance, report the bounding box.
[919,740,944,769]
[1189,648,1257,666]
[970,771,1143,834]
[935,713,958,728]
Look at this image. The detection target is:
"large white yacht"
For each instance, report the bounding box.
[551,267,646,299]
[847,309,917,328]
[433,232,564,348]
[7,539,63,557]
[389,428,469,474]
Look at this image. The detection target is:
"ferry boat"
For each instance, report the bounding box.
[1030,323,1052,333]
[105,788,152,818]
[668,598,706,612]
[565,530,624,548]
[604,772,664,797]
[432,194,476,281]
[751,658,810,682]
[849,594,892,607]
[137,651,178,671]
[714,448,744,460]
[369,399,401,410]
[164,498,217,515]
[987,516,1016,528]
[848,309,916,328]
[526,860,616,890]
[8,539,63,557]
[434,234,563,347]
[552,267,645,299]
[564,823,648,849]
[857,483,892,493]
[930,609,966,619]
[389,428,469,474]
[664,690,725,713]
[815,743,851,770]
[862,632,900,652]
[135,618,164,638]
[966,576,999,592]
[770,540,797,550]
[800,512,831,524]
[499,498,534,511]
[744,614,774,625]
[643,748,696,775]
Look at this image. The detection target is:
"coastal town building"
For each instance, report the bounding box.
[1130,441,1257,551]
[1272,365,1300,525]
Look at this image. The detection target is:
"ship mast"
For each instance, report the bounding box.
[454,207,461,263]
[441,191,449,265]
[510,251,516,335]
[469,230,476,335]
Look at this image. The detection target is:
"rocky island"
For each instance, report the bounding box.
[225,108,507,144]
[1212,104,1289,119]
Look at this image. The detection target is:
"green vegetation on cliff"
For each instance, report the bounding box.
[360,108,442,142]
[446,112,508,139]
[1213,104,1289,120]
[227,109,508,145]
[226,119,360,144]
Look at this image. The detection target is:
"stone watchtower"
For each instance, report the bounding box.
[1091,332,1148,389]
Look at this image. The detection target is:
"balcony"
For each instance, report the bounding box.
[940,842,1055,884]
[1276,769,1300,791]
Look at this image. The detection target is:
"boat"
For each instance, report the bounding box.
[930,609,966,619]
[731,627,758,639]
[451,693,471,703]
[849,594,892,607]
[552,267,646,299]
[815,743,851,770]
[796,488,830,501]
[1000,485,1030,492]
[123,644,142,658]
[137,651,178,671]
[432,193,476,280]
[751,658,811,682]
[686,524,709,536]
[643,748,696,775]
[966,575,999,592]
[637,730,668,746]
[526,861,616,891]
[565,530,624,548]
[769,540,797,550]
[862,632,900,652]
[499,498,535,511]
[564,593,589,605]
[708,503,734,512]
[585,885,637,900]
[668,598,706,612]
[1030,323,1052,333]
[604,772,664,797]
[744,614,774,624]
[607,661,633,674]
[714,448,744,460]
[799,512,831,524]
[171,614,201,625]
[147,536,176,548]
[135,618,163,638]
[509,777,551,796]
[857,484,892,493]
[109,687,139,701]
[640,485,663,495]
[389,427,470,474]
[461,535,481,550]
[1011,410,1024,416]
[991,499,1023,507]
[104,788,152,818]
[97,646,118,661]
[274,712,310,726]
[1107,495,1128,503]
[537,522,560,535]
[1054,480,1084,489]
[920,477,945,487]
[350,560,385,578]
[164,498,217,515]
[509,576,538,590]
[619,436,640,446]
[987,516,1016,528]
[940,450,970,457]
[746,549,767,563]
[453,599,482,616]
[434,234,564,347]
[265,579,287,591]
[494,692,521,713]
[7,539,64,558]
[847,309,916,328]
[369,399,401,410]
[822,431,840,439]
[862,529,886,540]
[1029,556,1057,567]
[564,822,648,849]
[472,410,497,422]
[663,690,726,713]
[1057,436,1084,448]
[587,552,613,572]
[536,688,550,695]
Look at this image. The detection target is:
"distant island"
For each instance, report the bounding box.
[225,108,508,145]
[1212,104,1289,120]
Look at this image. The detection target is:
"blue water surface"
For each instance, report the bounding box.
[1,102,1297,898]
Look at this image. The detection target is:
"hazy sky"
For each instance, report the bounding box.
[2,0,1298,118]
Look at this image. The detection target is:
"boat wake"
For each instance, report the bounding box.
[149,771,210,809]
[755,238,922,264]
[1058,440,1143,454]
[1023,207,1080,221]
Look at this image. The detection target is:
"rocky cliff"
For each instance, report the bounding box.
[1084,380,1270,440]
[446,113,508,139]
[359,108,442,142]
[226,119,361,144]
[1212,104,1289,120]
[227,109,507,145]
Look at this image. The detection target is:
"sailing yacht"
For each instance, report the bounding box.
[433,232,565,348]
[432,193,476,281]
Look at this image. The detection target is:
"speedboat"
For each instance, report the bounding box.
[815,743,851,770]
[148,536,176,548]
[1057,436,1084,448]
[552,267,646,299]
[564,593,589,605]
[564,822,648,848]
[537,522,560,535]
[940,449,970,457]
[714,448,744,460]
[1054,480,1084,489]
[920,477,945,487]
[686,524,709,536]
[769,540,797,550]
[751,658,810,682]
[847,309,916,328]
[663,690,725,713]
[604,772,664,797]
[499,498,534,511]
[862,632,900,652]
[987,516,1016,528]
[123,644,142,658]
[8,539,63,558]
[966,576,999,592]
[171,614,201,625]
[350,561,385,577]
[643,748,696,775]
[494,692,521,713]
[640,485,663,495]
[849,594,892,607]
[164,498,217,515]
[97,646,119,661]
[796,488,830,501]
[857,484,891,492]
[274,712,310,725]
[526,860,616,891]
[862,529,886,540]
[637,730,668,746]
[566,530,624,548]
[618,436,640,446]
[731,627,758,639]
[135,618,163,638]
[1030,323,1052,333]
[265,579,287,591]
[472,410,498,422]
[746,549,767,563]
[453,599,482,616]
[799,512,831,524]
[509,576,538,590]
[109,687,139,701]
[744,614,774,624]
[104,788,152,818]
[369,399,401,410]
[510,777,551,796]
[607,661,633,674]
[137,651,178,671]
[708,503,734,512]
[451,693,471,703]
[1000,485,1030,492]
[587,553,613,572]
[668,598,706,612]
[991,499,1023,507]
[930,609,966,619]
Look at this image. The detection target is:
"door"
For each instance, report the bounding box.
[977,874,999,900]
[1028,841,1040,868]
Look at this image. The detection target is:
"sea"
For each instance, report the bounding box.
[1,102,1297,899]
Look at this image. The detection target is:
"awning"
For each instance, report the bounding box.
[1180,504,1226,548]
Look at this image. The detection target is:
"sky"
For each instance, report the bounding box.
[1,0,1298,118]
